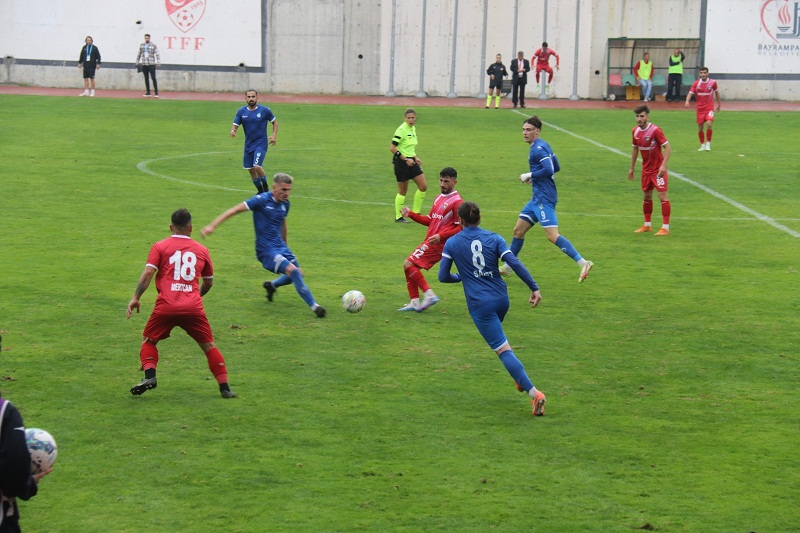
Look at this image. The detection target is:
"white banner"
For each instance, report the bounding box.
[706,0,800,74]
[0,0,263,68]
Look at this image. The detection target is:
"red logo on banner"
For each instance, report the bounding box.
[166,0,206,33]
[760,0,800,42]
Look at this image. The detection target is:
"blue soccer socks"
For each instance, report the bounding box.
[498,350,533,392]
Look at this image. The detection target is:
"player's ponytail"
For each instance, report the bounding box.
[458,201,481,226]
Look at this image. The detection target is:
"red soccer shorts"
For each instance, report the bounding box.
[142,312,214,344]
[696,110,715,125]
[641,171,668,192]
[406,241,445,270]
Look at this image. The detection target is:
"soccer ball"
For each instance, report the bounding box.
[608,94,616,101]
[341,290,366,313]
[26,428,57,474]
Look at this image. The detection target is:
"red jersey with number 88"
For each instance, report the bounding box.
[146,235,213,315]
[632,123,669,176]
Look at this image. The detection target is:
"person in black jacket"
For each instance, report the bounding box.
[78,36,101,97]
[0,342,52,533]
[510,51,531,108]
[485,54,508,109]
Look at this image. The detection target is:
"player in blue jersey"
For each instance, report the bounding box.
[231,89,279,194]
[501,116,594,283]
[201,173,326,318]
[439,201,547,416]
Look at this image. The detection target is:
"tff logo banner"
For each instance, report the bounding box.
[166,0,207,33]
[760,0,800,41]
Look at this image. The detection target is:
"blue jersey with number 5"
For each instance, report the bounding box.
[233,104,276,151]
[442,226,512,310]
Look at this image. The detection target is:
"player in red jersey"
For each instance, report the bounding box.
[398,167,463,312]
[126,208,236,398]
[628,105,672,236]
[532,42,559,93]
[685,67,722,151]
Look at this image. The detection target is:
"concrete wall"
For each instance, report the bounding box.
[1,0,797,100]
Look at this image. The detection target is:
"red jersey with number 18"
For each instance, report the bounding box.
[632,123,669,176]
[146,235,213,315]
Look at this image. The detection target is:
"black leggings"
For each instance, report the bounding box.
[142,65,159,95]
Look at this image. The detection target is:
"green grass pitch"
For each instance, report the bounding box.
[1,95,799,532]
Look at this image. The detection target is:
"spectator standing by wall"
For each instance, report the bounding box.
[510,51,530,108]
[135,34,161,98]
[78,36,101,97]
[667,48,685,102]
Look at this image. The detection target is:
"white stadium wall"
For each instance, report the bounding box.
[0,0,796,100]
[704,0,799,100]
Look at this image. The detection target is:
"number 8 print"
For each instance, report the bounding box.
[471,240,485,270]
